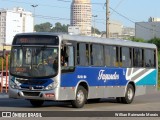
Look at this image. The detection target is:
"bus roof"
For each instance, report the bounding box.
[15,32,157,49]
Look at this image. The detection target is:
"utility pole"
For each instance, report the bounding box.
[31,5,38,31]
[106,0,110,38]
[92,15,97,36]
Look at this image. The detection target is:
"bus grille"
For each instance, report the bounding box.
[16,78,47,85]
[22,91,40,96]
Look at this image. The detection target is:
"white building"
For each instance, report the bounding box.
[68,26,80,35]
[148,17,160,22]
[71,0,92,36]
[135,19,160,40]
[0,7,33,44]
[122,27,135,39]
[109,21,123,38]
[101,20,135,39]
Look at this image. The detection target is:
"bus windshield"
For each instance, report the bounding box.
[10,46,58,78]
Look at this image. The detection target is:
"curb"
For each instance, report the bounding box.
[0,94,9,98]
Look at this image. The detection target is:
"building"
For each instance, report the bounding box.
[68,26,80,35]
[101,20,135,39]
[122,27,135,39]
[71,0,92,36]
[148,17,160,22]
[109,20,123,38]
[135,17,160,40]
[0,7,33,44]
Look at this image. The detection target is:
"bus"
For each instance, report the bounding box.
[9,32,158,108]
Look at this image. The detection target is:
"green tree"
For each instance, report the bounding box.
[129,37,145,42]
[34,22,52,32]
[51,22,68,33]
[148,37,160,50]
[91,27,101,34]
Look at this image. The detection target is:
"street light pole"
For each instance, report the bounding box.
[92,15,97,36]
[31,5,38,31]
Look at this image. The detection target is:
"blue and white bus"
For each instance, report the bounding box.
[9,32,158,108]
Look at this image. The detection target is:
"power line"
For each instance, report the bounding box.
[1,0,70,9]
[110,0,125,16]
[110,7,160,33]
[2,0,158,33]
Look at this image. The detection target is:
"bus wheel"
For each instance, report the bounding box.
[71,86,87,108]
[122,84,135,104]
[29,100,44,107]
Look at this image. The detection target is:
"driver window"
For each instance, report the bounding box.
[61,46,74,66]
[61,45,75,72]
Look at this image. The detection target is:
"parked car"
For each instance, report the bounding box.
[0,71,9,87]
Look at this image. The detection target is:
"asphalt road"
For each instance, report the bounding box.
[0,91,160,120]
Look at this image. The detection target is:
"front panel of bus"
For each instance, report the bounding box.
[9,34,60,100]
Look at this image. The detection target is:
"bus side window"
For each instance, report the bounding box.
[91,44,104,66]
[67,46,74,66]
[133,48,143,67]
[112,46,118,67]
[144,49,156,68]
[122,47,131,67]
[104,45,111,66]
[61,46,74,67]
[78,43,89,66]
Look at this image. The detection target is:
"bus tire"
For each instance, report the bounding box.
[30,100,44,107]
[71,86,87,108]
[122,84,135,104]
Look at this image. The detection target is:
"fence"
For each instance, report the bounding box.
[0,53,9,93]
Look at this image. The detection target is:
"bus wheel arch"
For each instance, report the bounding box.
[71,81,89,108]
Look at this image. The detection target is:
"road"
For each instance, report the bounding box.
[0,91,160,120]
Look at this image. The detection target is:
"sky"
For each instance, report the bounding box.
[0,0,160,31]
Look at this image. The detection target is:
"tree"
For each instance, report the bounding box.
[51,22,68,33]
[34,22,52,32]
[148,37,160,51]
[91,27,101,35]
[129,37,145,42]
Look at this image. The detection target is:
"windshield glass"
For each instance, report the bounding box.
[10,46,58,78]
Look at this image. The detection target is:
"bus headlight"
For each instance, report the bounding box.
[9,80,19,89]
[45,82,58,90]
[9,79,21,89]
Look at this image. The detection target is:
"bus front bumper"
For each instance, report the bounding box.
[9,87,56,100]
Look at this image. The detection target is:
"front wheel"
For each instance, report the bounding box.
[29,100,44,107]
[122,84,135,104]
[71,86,87,108]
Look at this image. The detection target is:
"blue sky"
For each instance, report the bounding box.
[0,0,160,31]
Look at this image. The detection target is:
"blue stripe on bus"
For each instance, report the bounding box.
[61,67,128,87]
[61,67,157,87]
